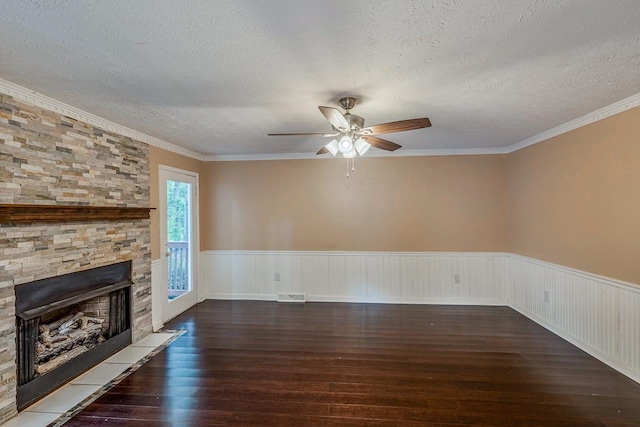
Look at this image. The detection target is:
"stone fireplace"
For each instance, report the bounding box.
[0,93,152,423]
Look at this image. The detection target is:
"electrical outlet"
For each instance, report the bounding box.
[274,272,280,281]
[453,274,460,284]
[544,290,550,303]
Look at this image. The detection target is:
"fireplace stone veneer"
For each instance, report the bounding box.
[0,93,152,423]
[0,221,152,420]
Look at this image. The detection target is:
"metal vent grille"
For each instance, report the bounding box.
[277,293,306,303]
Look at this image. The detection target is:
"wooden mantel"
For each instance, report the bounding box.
[0,204,153,224]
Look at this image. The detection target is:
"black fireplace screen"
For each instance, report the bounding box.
[15,261,133,409]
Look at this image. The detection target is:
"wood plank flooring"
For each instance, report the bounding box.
[65,301,640,426]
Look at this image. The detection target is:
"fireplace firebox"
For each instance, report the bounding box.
[15,261,133,409]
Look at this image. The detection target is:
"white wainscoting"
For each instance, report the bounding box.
[201,251,507,305]
[150,259,163,332]
[507,254,640,384]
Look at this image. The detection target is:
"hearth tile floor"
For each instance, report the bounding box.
[133,332,175,347]
[69,362,130,385]
[102,346,157,364]
[23,385,102,414]
[1,413,59,427]
[3,332,178,427]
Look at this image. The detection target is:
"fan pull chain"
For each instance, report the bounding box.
[345,157,356,178]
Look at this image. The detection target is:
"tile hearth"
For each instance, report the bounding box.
[2,332,179,427]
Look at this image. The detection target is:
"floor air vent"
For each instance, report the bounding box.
[277,293,306,303]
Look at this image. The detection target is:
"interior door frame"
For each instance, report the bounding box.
[158,164,200,324]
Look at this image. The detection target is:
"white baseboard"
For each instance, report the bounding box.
[208,293,277,301]
[306,295,505,305]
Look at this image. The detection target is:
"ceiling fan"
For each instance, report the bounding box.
[268,97,432,158]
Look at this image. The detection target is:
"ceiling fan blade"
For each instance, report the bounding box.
[318,106,350,132]
[268,132,337,137]
[316,146,329,155]
[362,118,431,135]
[362,135,402,151]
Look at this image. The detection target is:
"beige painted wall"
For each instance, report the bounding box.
[149,146,203,260]
[150,106,639,283]
[201,155,508,252]
[507,106,640,284]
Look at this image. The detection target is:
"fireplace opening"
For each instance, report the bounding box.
[15,262,133,410]
[35,298,109,377]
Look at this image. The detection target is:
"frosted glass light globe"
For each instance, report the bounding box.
[338,135,354,154]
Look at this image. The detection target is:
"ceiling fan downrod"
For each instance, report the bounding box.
[339,97,356,112]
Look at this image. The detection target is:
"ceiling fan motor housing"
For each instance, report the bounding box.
[338,98,364,131]
[345,113,365,131]
[339,97,357,111]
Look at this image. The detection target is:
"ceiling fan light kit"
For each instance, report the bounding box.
[325,139,339,156]
[343,147,357,159]
[269,97,432,176]
[354,137,371,156]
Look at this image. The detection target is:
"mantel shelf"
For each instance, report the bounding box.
[0,204,154,224]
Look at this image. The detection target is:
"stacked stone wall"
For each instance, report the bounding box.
[0,94,151,422]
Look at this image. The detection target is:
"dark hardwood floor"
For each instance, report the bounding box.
[65,300,640,426]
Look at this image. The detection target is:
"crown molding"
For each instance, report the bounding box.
[203,92,640,161]
[506,92,640,153]
[0,77,205,161]
[203,146,509,161]
[2,77,637,161]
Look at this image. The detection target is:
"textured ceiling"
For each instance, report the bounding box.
[0,0,639,157]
